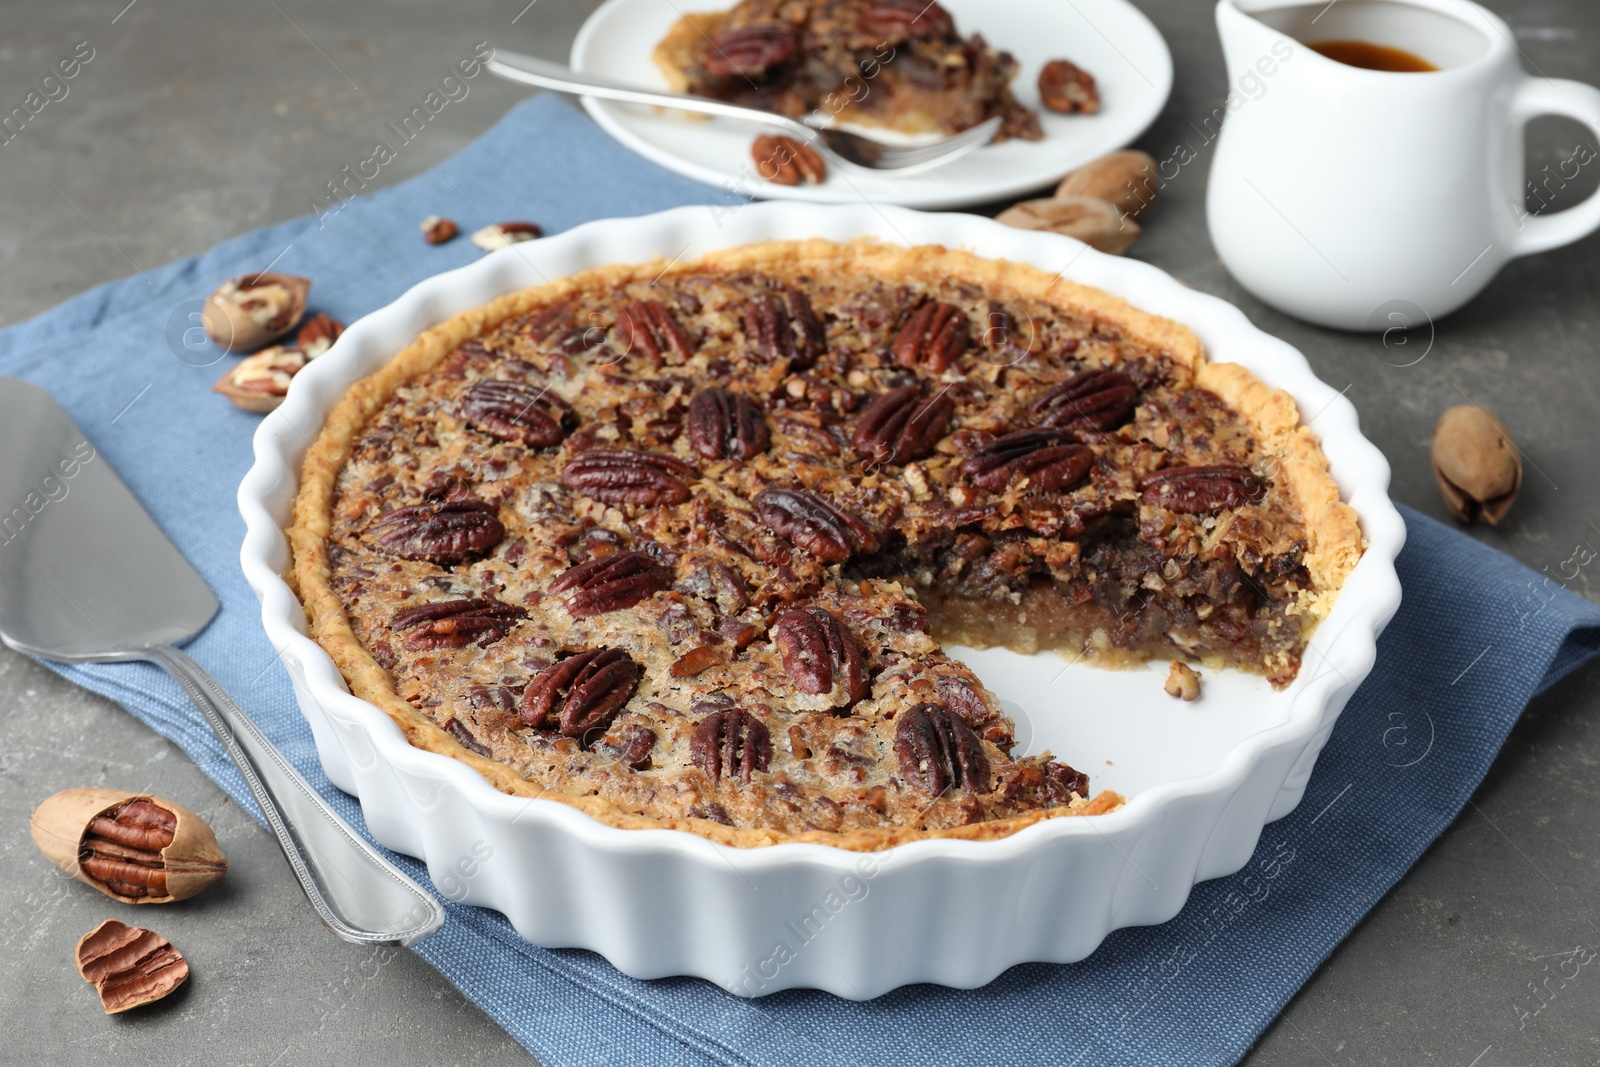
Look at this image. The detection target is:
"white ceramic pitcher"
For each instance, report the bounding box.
[1207,0,1600,331]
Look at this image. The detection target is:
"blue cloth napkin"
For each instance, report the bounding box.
[4,94,1597,1067]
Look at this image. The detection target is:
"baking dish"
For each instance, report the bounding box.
[238,202,1404,998]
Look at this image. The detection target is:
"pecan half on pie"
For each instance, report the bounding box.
[653,0,1043,142]
[290,240,1362,850]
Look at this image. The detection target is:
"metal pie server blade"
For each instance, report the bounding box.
[0,378,443,947]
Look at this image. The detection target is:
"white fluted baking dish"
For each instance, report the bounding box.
[238,202,1404,998]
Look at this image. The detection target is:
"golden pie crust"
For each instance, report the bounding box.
[289,239,1363,851]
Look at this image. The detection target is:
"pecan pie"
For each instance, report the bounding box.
[654,0,1044,142]
[290,240,1363,850]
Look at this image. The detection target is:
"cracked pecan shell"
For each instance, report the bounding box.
[372,498,504,563]
[691,708,773,784]
[561,449,697,505]
[615,299,693,362]
[891,300,969,373]
[548,550,670,617]
[745,289,825,369]
[754,487,879,564]
[1140,465,1267,514]
[772,607,869,707]
[852,384,954,466]
[1030,368,1138,432]
[522,648,642,739]
[391,597,526,650]
[703,25,797,79]
[687,386,770,461]
[459,379,572,448]
[895,702,990,795]
[960,430,1093,492]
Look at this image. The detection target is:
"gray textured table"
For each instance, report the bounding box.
[2,1,1597,1064]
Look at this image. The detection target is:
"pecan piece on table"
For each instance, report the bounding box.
[549,550,670,617]
[460,379,572,448]
[1139,465,1267,514]
[1029,368,1138,433]
[851,384,954,466]
[615,299,694,362]
[754,487,879,564]
[772,607,869,707]
[522,648,642,739]
[702,25,797,79]
[891,300,970,373]
[744,289,825,369]
[443,718,492,757]
[372,498,504,564]
[391,597,526,650]
[959,429,1092,492]
[687,386,770,461]
[76,919,189,1015]
[1039,59,1100,114]
[859,0,955,42]
[751,134,827,186]
[691,708,773,784]
[560,449,697,506]
[895,702,990,796]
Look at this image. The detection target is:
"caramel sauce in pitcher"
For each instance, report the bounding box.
[1307,39,1438,72]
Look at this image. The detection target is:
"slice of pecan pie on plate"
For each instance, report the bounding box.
[289,239,1363,851]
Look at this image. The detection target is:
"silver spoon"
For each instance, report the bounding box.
[486,50,1002,175]
[0,379,444,948]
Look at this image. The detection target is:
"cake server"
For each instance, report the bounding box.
[0,378,444,947]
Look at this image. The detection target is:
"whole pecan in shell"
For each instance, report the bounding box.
[1030,367,1138,432]
[703,25,797,78]
[561,449,697,506]
[859,0,955,42]
[522,648,642,738]
[460,379,571,448]
[891,300,969,373]
[372,498,504,563]
[851,384,954,465]
[615,299,693,362]
[391,597,527,649]
[754,487,879,564]
[1140,465,1267,513]
[960,429,1093,492]
[548,550,670,617]
[895,702,990,795]
[687,386,770,461]
[744,289,825,369]
[691,708,773,783]
[772,607,869,707]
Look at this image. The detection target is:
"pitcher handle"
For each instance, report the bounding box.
[1506,77,1600,257]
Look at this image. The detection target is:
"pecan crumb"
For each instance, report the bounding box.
[1164,661,1201,701]
[421,215,459,244]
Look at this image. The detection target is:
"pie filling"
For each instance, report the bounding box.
[294,240,1359,848]
[653,0,1044,142]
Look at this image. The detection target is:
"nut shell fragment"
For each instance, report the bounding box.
[201,272,310,353]
[472,222,542,251]
[1055,150,1159,218]
[212,344,307,413]
[75,919,189,1014]
[31,788,227,904]
[1432,406,1521,525]
[995,196,1140,255]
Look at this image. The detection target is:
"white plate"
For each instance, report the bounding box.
[568,0,1174,208]
[239,203,1404,998]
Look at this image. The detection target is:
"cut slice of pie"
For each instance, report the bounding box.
[653,0,1044,142]
[290,240,1363,850]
